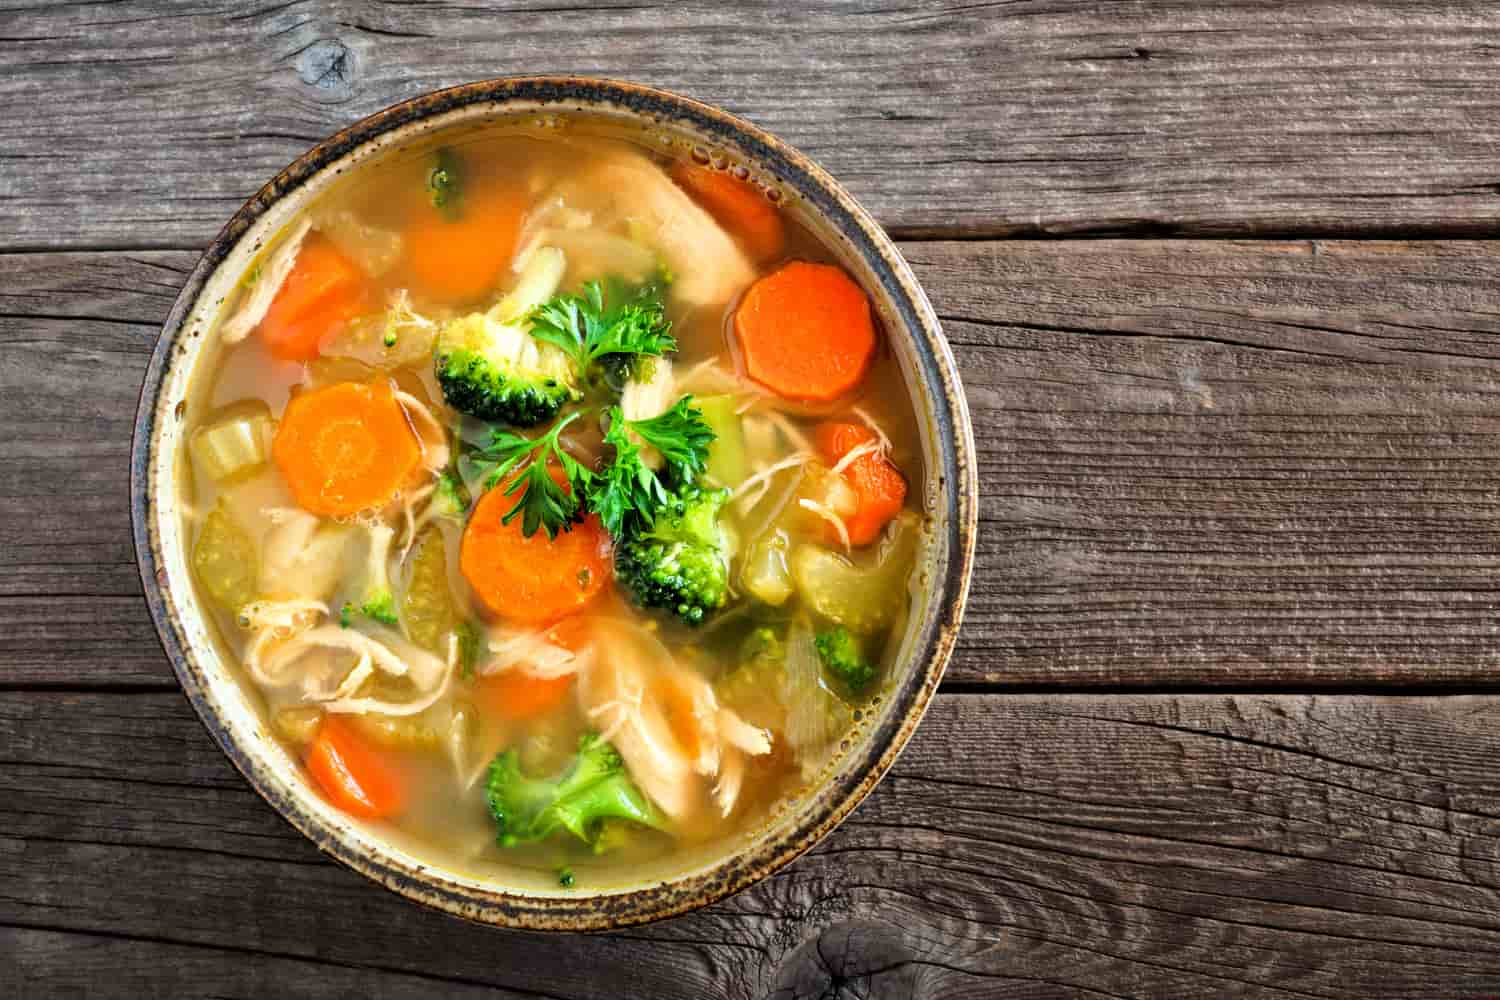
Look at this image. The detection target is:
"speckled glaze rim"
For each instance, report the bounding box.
[130,76,976,931]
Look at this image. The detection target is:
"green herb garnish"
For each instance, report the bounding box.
[528,279,676,386]
[469,410,596,540]
[588,397,714,537]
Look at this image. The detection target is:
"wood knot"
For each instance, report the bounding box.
[770,919,918,999]
[297,38,358,103]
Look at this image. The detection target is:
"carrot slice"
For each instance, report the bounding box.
[402,185,527,304]
[272,380,422,517]
[475,670,575,722]
[815,421,908,547]
[305,716,405,819]
[733,261,876,402]
[258,234,371,361]
[460,469,611,627]
[671,161,785,262]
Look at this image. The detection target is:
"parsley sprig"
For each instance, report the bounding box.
[590,397,715,537]
[528,279,676,381]
[469,411,595,539]
[467,398,717,540]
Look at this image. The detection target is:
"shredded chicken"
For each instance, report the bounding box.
[799,497,852,552]
[761,410,813,453]
[677,358,752,399]
[483,626,586,681]
[851,405,893,453]
[831,439,883,476]
[258,511,350,603]
[712,708,774,817]
[221,219,311,344]
[239,589,451,718]
[538,150,755,308]
[320,633,457,717]
[239,598,327,686]
[732,452,811,514]
[395,390,450,474]
[579,621,771,819]
[512,196,593,273]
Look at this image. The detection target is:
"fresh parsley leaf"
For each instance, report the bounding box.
[587,398,715,537]
[630,396,715,484]
[529,279,676,381]
[470,411,595,539]
[590,414,671,537]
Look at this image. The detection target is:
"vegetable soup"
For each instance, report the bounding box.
[184,121,925,887]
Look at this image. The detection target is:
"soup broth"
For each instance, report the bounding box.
[183,120,925,888]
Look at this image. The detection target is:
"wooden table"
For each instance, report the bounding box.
[8,3,1500,996]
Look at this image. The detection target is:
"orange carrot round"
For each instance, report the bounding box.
[403,186,526,304]
[460,471,611,627]
[475,670,575,722]
[671,162,785,262]
[305,716,405,819]
[733,261,876,402]
[815,421,908,547]
[258,234,371,361]
[272,380,422,517]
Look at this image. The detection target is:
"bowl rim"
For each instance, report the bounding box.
[130,75,977,930]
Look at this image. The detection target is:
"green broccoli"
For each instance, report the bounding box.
[739,625,785,667]
[485,731,669,851]
[814,625,877,695]
[434,312,579,426]
[358,522,398,626]
[614,483,732,626]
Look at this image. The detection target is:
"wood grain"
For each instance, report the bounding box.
[7,690,1500,998]
[7,241,1500,687]
[8,1,1500,249]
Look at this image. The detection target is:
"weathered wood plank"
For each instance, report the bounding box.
[7,1,1500,248]
[9,241,1500,687]
[4,927,533,999]
[7,691,1500,997]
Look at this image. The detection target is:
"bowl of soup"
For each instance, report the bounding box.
[131,77,975,929]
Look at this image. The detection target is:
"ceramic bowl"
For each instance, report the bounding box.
[131,76,976,930]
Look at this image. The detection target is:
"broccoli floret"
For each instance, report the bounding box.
[814,625,877,695]
[485,731,669,851]
[614,483,732,626]
[739,625,784,667]
[358,522,398,626]
[434,312,579,426]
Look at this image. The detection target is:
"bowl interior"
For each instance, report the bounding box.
[132,78,975,929]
